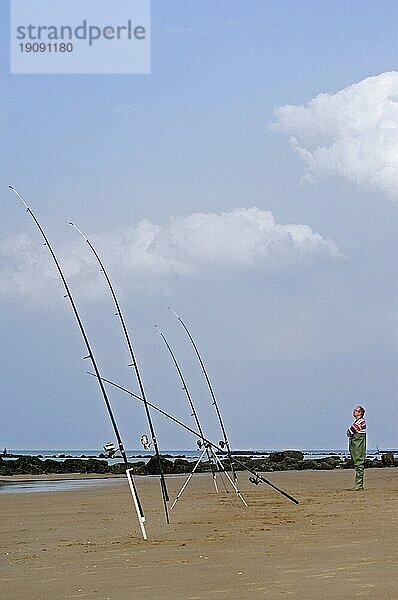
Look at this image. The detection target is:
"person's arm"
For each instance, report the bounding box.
[351,418,366,434]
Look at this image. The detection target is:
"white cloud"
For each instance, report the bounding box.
[148,208,339,268]
[272,71,398,197]
[0,233,60,299]
[0,208,339,303]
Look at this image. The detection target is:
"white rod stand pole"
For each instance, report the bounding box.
[213,454,248,507]
[126,468,148,540]
[170,448,208,510]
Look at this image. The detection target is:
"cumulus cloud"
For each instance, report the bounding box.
[0,208,339,302]
[147,208,339,268]
[272,71,398,197]
[0,233,59,299]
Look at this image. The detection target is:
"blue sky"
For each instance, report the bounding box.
[1,0,398,451]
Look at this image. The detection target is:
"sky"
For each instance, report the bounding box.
[1,0,398,451]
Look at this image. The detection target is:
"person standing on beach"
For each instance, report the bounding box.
[346,406,366,490]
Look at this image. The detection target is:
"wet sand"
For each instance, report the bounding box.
[1,469,397,599]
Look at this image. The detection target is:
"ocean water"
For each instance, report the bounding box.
[2,448,357,461]
[2,449,203,461]
[2,447,390,459]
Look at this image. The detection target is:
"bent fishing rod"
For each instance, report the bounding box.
[88,372,300,505]
[168,307,236,480]
[70,223,170,524]
[8,186,148,540]
[154,324,219,491]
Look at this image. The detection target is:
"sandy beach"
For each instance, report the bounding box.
[1,468,397,599]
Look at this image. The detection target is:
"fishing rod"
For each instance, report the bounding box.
[8,186,148,540]
[168,307,237,480]
[154,324,219,494]
[70,223,170,524]
[87,372,300,505]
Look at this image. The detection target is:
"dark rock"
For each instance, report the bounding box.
[280,458,302,470]
[197,460,212,472]
[60,459,86,473]
[381,452,394,467]
[250,459,274,472]
[84,459,109,474]
[164,453,185,458]
[0,456,15,476]
[217,459,244,472]
[48,458,110,474]
[172,459,192,473]
[129,461,147,475]
[316,460,334,470]
[42,459,65,474]
[300,458,339,470]
[144,456,175,475]
[14,456,45,474]
[0,451,393,477]
[321,456,343,469]
[269,450,304,463]
[301,459,319,470]
[109,462,127,475]
[268,452,285,463]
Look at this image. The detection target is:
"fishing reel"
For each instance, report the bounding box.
[103,442,117,458]
[197,440,211,450]
[219,440,225,449]
[249,475,260,486]
[140,434,151,450]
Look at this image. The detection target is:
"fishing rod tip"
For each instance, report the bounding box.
[8,185,14,190]
[69,222,74,226]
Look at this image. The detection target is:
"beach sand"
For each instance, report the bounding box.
[1,468,397,599]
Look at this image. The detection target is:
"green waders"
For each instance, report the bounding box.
[349,433,366,490]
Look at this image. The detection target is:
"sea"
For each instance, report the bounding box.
[0,448,388,461]
[2,448,355,462]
